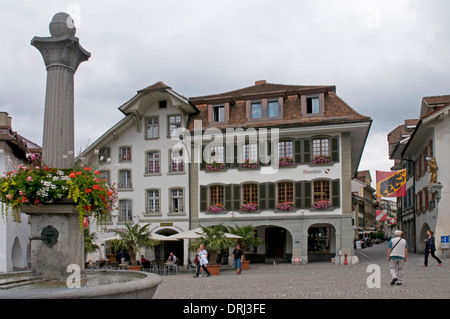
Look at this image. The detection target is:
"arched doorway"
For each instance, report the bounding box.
[308,224,336,262]
[155,229,184,265]
[253,225,292,263]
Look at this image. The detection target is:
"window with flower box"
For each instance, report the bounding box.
[278,140,294,166]
[277,182,294,210]
[242,184,258,208]
[209,185,224,206]
[242,143,258,168]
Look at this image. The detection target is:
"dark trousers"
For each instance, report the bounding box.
[424,250,442,266]
[196,263,211,277]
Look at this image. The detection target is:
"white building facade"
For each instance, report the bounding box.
[0,112,41,272]
[78,82,198,266]
[188,81,372,263]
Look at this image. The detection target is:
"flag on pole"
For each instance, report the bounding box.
[388,217,397,225]
[376,209,387,221]
[376,169,406,197]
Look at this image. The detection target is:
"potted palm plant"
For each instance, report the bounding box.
[189,225,234,275]
[227,224,263,270]
[111,223,159,271]
[84,228,99,263]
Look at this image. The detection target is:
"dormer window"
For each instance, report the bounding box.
[306,96,320,114]
[246,97,283,121]
[301,93,325,117]
[251,102,262,119]
[268,100,279,117]
[213,105,225,122]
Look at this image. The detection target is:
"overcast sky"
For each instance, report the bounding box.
[1,1,449,183]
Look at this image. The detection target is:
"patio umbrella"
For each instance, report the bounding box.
[102,233,179,242]
[167,227,242,240]
[151,233,180,241]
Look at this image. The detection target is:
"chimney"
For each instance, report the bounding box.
[255,80,266,86]
[0,112,12,128]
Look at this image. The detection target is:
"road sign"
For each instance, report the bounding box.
[441,236,450,249]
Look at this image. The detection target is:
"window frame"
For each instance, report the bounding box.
[119,199,133,222]
[147,189,160,214]
[145,117,159,139]
[277,182,294,204]
[146,150,161,174]
[209,185,224,206]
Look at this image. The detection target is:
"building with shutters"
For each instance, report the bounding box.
[188,81,372,263]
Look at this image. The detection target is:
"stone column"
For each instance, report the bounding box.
[31,12,90,169]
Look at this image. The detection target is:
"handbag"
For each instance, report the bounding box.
[194,255,199,265]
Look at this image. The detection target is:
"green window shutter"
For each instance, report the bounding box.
[233,184,240,210]
[225,143,234,168]
[294,140,302,164]
[200,145,206,170]
[303,139,311,164]
[331,137,339,162]
[225,184,232,210]
[268,182,276,209]
[304,181,312,208]
[332,179,340,207]
[259,183,267,210]
[295,181,303,208]
[200,185,207,211]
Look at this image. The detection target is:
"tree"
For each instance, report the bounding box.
[112,223,159,266]
[227,224,262,260]
[84,228,100,262]
[189,225,234,265]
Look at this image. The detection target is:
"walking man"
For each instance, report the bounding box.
[387,230,408,285]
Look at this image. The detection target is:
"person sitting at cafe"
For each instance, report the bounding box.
[167,252,177,263]
[140,255,148,264]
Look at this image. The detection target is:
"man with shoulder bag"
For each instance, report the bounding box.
[387,230,408,285]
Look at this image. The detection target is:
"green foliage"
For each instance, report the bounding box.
[112,223,159,265]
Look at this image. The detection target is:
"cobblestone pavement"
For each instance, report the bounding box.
[153,242,450,299]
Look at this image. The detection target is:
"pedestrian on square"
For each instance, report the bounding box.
[232,243,244,275]
[193,244,211,278]
[387,230,408,285]
[423,230,443,267]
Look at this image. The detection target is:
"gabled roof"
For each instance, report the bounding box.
[119,81,199,116]
[190,81,336,103]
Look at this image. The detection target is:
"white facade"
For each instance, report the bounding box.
[0,142,31,272]
[403,104,450,254]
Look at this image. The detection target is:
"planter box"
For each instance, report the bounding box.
[241,260,250,270]
[207,264,221,275]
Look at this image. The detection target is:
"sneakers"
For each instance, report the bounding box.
[390,278,398,285]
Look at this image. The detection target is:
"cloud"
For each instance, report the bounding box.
[1,1,449,172]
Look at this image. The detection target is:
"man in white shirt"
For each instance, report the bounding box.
[387,230,408,285]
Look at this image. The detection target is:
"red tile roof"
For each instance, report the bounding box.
[188,81,371,130]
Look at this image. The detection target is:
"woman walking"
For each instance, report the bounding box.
[423,230,443,267]
[193,244,211,278]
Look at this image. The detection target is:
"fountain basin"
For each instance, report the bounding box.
[0,270,162,299]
